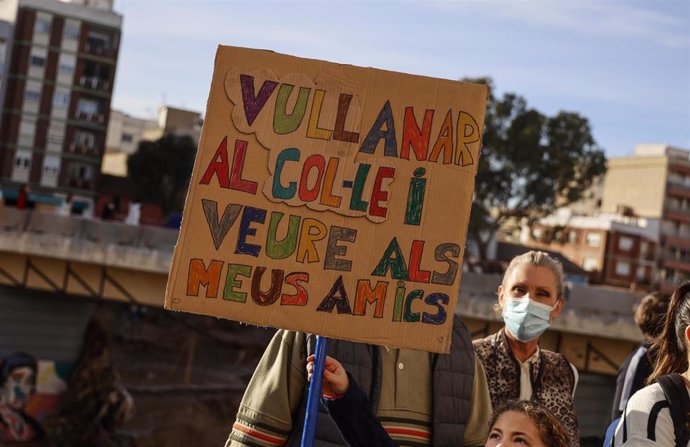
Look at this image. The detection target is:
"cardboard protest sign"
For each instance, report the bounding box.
[165,46,487,353]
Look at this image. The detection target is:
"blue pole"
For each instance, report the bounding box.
[301,335,329,447]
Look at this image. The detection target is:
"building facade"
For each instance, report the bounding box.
[101,110,158,177]
[602,144,690,292]
[102,105,202,177]
[521,209,659,291]
[0,0,121,206]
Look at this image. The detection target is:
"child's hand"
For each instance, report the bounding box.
[306,354,350,397]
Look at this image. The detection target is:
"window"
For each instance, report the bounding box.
[618,236,634,251]
[121,133,133,143]
[43,162,58,174]
[57,53,76,78]
[47,122,65,145]
[85,31,111,53]
[586,232,601,247]
[11,150,32,182]
[615,261,631,276]
[18,118,37,147]
[69,162,94,180]
[30,54,46,67]
[40,155,60,187]
[582,257,599,272]
[19,119,36,135]
[63,23,80,41]
[59,63,74,75]
[640,241,649,258]
[15,154,30,168]
[35,18,51,34]
[75,130,96,148]
[24,89,41,102]
[568,231,578,243]
[636,265,647,281]
[77,98,99,115]
[53,92,70,108]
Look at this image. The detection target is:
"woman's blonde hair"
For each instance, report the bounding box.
[502,251,565,299]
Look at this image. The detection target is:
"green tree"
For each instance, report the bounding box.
[466,78,607,262]
[127,134,197,216]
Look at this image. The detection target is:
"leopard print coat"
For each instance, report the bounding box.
[474,329,580,447]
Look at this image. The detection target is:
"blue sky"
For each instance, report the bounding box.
[111,0,690,158]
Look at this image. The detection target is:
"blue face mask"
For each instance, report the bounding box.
[502,296,555,342]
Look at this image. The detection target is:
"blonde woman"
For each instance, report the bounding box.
[473,251,579,447]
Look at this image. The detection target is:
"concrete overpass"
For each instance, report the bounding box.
[0,205,644,373]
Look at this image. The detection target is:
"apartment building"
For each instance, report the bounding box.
[521,208,659,291]
[0,0,121,205]
[102,105,202,177]
[0,20,12,117]
[602,144,690,292]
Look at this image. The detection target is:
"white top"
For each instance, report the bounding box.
[614,382,690,446]
[56,201,71,217]
[124,202,141,225]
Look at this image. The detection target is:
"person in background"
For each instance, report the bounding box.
[613,282,690,447]
[226,313,493,447]
[610,292,670,421]
[165,209,183,229]
[473,250,579,447]
[101,196,120,221]
[124,198,141,226]
[17,184,29,210]
[56,193,74,217]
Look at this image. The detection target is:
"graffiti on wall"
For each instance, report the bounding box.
[0,352,70,442]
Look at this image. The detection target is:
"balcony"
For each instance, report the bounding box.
[83,42,117,59]
[66,178,94,190]
[68,142,99,156]
[664,207,690,224]
[662,247,690,263]
[663,233,690,248]
[79,75,110,91]
[666,181,690,199]
[661,257,690,274]
[669,163,690,177]
[75,111,105,124]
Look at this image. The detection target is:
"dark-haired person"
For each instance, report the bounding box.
[487,400,570,447]
[473,251,579,447]
[613,282,690,447]
[611,292,670,421]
